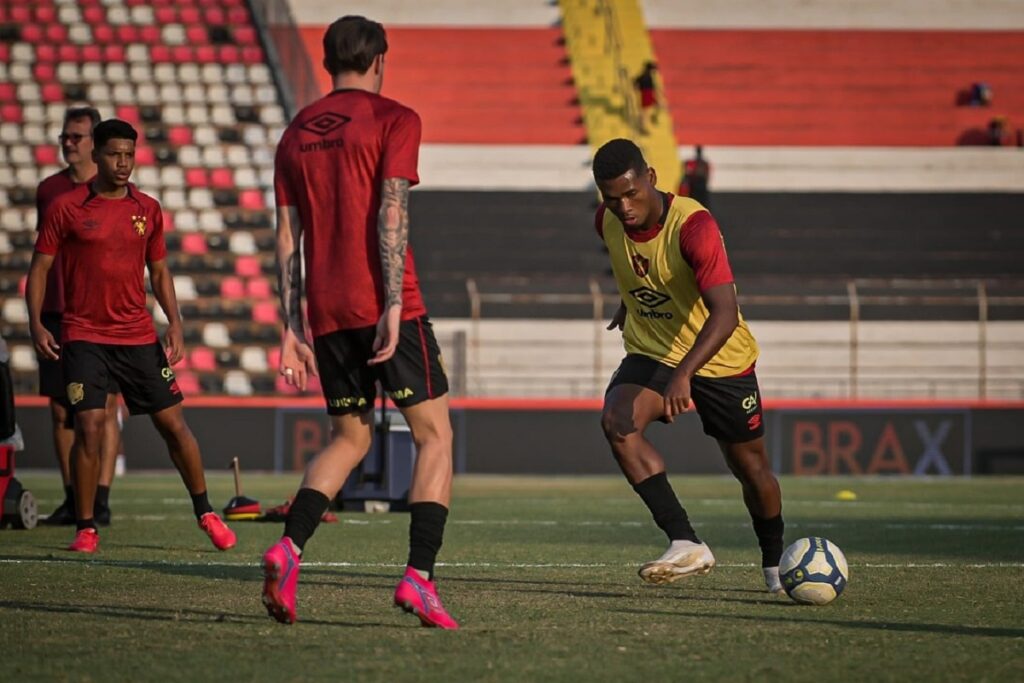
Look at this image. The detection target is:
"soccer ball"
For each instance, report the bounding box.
[779,536,848,605]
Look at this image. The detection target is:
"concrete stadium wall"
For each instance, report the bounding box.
[11,398,1024,476]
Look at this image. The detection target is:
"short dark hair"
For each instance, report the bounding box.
[592,139,647,181]
[322,15,388,76]
[92,119,138,149]
[63,106,101,130]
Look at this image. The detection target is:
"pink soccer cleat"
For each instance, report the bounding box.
[262,538,300,624]
[67,528,99,553]
[198,512,237,551]
[393,566,459,630]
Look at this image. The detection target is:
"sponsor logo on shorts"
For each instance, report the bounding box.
[161,367,175,381]
[327,396,368,409]
[67,382,84,405]
[748,414,762,430]
[437,353,447,375]
[388,387,414,400]
[741,392,759,413]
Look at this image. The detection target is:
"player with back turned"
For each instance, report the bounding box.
[593,138,787,594]
[262,16,459,628]
[27,119,236,554]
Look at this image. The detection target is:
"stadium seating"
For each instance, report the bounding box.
[0,0,288,395]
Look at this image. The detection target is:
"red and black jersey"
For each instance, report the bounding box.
[274,88,427,337]
[35,168,95,314]
[35,183,166,345]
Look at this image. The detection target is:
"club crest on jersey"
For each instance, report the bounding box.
[631,253,650,277]
[131,214,147,237]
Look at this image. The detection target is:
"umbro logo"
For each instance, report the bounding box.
[629,286,670,309]
[300,112,351,137]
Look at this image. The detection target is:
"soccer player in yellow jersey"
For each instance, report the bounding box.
[593,139,785,594]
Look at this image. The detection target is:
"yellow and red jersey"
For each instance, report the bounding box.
[596,193,758,377]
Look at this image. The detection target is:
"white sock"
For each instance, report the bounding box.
[763,566,781,585]
[668,539,702,552]
[412,567,430,581]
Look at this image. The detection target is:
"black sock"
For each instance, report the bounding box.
[632,472,700,543]
[752,513,785,567]
[190,491,214,520]
[63,484,75,507]
[95,485,110,509]
[283,488,330,551]
[76,518,97,531]
[407,502,449,580]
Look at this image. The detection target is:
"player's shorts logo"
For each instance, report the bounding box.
[300,112,351,137]
[630,253,650,278]
[67,382,84,405]
[629,286,670,309]
[161,367,175,381]
[741,392,759,412]
[388,387,414,400]
[748,414,762,430]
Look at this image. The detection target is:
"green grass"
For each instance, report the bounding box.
[2,473,1023,682]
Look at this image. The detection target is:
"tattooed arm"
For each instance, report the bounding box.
[275,204,316,389]
[367,177,410,365]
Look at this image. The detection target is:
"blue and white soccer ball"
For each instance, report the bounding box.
[779,536,849,605]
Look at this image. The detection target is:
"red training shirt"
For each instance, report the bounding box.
[35,183,166,345]
[274,88,427,337]
[35,168,95,314]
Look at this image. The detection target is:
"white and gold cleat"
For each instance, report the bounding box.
[639,540,716,585]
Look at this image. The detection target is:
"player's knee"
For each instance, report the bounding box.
[76,414,105,448]
[411,419,453,453]
[600,410,635,445]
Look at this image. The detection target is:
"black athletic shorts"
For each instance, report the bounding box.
[313,315,448,416]
[62,340,182,418]
[38,313,119,405]
[606,354,765,443]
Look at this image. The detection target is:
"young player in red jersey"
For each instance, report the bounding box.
[261,16,458,628]
[35,107,123,527]
[593,139,786,594]
[27,119,236,554]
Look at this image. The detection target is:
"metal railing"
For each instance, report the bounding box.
[455,277,1024,399]
[246,0,321,119]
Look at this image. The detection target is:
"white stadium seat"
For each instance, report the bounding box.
[172,275,197,301]
[202,322,231,349]
[224,370,254,396]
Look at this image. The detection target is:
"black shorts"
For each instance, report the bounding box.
[606,354,765,443]
[313,315,448,416]
[62,340,182,419]
[38,313,119,405]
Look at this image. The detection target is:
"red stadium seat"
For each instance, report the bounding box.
[116,105,140,124]
[168,126,193,146]
[238,189,265,210]
[35,44,57,62]
[186,25,208,46]
[234,26,257,46]
[116,25,140,44]
[252,301,277,324]
[162,211,175,231]
[204,8,226,25]
[19,24,43,43]
[93,24,115,44]
[18,275,28,297]
[227,7,249,24]
[174,369,201,394]
[9,6,30,23]
[246,276,272,300]
[180,7,201,24]
[220,276,245,299]
[172,46,193,63]
[34,145,59,166]
[151,45,171,63]
[195,46,217,64]
[241,47,264,64]
[210,168,233,189]
[234,256,261,278]
[1,104,22,124]
[139,25,161,45]
[35,6,56,23]
[181,233,208,255]
[267,346,281,372]
[33,63,56,83]
[82,6,104,25]
[217,45,240,63]
[81,44,102,62]
[189,347,216,372]
[41,83,64,104]
[0,84,16,102]
[135,145,155,166]
[0,45,9,62]
[185,168,208,187]
[45,24,67,43]
[104,45,125,62]
[154,7,176,24]
[58,45,79,62]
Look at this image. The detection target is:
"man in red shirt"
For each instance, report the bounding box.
[261,16,458,629]
[35,106,123,527]
[27,119,236,554]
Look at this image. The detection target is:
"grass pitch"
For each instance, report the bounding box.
[2,473,1023,682]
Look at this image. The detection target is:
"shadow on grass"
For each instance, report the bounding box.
[611,607,1024,639]
[0,599,399,629]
